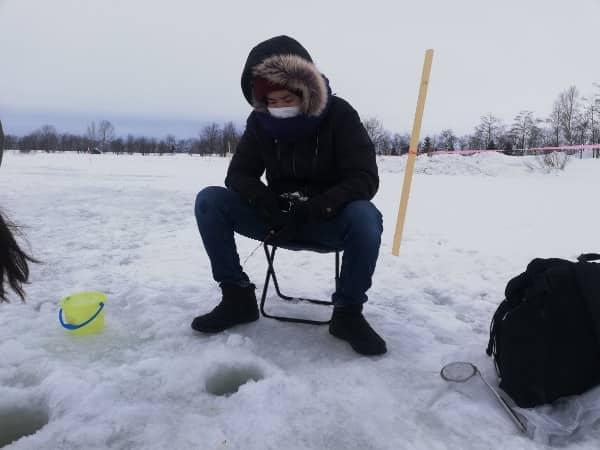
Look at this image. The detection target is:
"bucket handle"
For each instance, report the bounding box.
[59,302,105,330]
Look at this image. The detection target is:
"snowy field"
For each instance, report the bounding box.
[1,150,599,449]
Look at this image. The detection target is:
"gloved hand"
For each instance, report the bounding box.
[252,192,291,244]
[253,191,280,224]
[264,220,296,245]
[289,201,313,224]
[264,201,315,246]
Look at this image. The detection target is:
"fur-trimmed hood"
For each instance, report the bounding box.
[241,36,329,118]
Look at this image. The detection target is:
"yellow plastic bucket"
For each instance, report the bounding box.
[59,291,106,336]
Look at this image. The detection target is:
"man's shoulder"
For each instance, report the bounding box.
[324,96,364,129]
[245,111,258,126]
[329,95,357,116]
[241,111,263,137]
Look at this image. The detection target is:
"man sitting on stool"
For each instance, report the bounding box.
[192,35,386,356]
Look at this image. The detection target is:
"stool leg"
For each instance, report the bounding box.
[269,247,295,301]
[259,243,333,325]
[259,245,276,316]
[266,245,318,302]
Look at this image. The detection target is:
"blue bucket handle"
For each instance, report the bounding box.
[59,302,105,330]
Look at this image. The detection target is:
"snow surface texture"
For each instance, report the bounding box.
[1,151,599,449]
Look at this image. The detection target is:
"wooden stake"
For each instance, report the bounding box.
[392,49,434,256]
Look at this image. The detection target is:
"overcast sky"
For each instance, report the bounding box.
[1,0,599,138]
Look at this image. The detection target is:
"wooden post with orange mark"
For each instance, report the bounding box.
[392,49,434,256]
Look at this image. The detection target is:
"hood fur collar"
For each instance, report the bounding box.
[252,54,329,118]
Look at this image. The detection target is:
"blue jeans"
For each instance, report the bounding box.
[194,186,383,305]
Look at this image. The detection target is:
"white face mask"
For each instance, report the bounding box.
[268,106,301,119]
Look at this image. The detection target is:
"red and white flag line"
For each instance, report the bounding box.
[408,144,600,156]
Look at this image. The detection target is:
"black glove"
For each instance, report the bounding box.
[252,192,291,244]
[265,216,296,245]
[253,191,280,223]
[289,201,313,224]
[264,201,316,246]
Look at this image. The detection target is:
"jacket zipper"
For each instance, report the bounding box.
[292,144,297,177]
[312,133,319,176]
[275,139,281,161]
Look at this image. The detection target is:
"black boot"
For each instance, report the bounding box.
[329,304,387,355]
[191,284,259,333]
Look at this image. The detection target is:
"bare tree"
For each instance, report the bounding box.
[438,129,457,151]
[584,83,600,158]
[86,122,98,151]
[390,133,410,155]
[164,134,177,154]
[475,113,503,149]
[574,111,589,158]
[178,138,195,154]
[557,86,582,145]
[97,120,115,151]
[595,83,600,158]
[221,122,239,155]
[362,117,389,154]
[547,101,562,147]
[86,120,115,152]
[458,134,471,150]
[58,133,82,152]
[510,111,543,151]
[126,135,135,154]
[39,125,59,152]
[199,123,221,155]
[111,137,125,154]
[5,135,18,150]
[137,137,150,155]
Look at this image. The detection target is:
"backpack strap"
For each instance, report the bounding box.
[578,253,600,262]
[486,299,512,357]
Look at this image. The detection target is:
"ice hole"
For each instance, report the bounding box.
[205,365,265,397]
[0,405,49,447]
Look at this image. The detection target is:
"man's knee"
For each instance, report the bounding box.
[195,186,230,216]
[342,201,383,240]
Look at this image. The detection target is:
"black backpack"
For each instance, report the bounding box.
[486,253,600,408]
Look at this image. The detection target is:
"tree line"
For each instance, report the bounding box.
[4,83,599,158]
[366,83,600,158]
[4,120,242,156]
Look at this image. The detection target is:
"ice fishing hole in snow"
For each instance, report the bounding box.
[205,364,265,397]
[0,404,49,447]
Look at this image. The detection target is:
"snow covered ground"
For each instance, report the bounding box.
[1,150,599,449]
